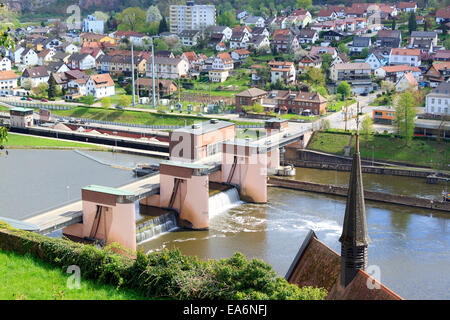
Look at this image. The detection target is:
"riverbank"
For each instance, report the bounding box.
[268,176,450,212]
[307,131,449,168]
[4,133,108,150]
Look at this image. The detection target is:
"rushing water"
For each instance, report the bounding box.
[1,150,449,299]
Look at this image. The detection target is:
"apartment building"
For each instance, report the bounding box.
[389,48,421,67]
[269,60,296,85]
[425,82,450,116]
[330,62,373,94]
[169,0,216,34]
[0,70,18,95]
[146,56,189,79]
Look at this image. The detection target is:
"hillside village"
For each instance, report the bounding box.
[0,1,449,124]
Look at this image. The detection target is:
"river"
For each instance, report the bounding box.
[0,150,448,299]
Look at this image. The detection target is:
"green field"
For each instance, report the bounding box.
[5,133,106,149]
[308,131,450,168]
[0,249,146,300]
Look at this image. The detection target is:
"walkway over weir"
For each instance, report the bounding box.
[24,174,161,235]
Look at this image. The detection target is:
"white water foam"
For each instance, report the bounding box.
[208,187,243,219]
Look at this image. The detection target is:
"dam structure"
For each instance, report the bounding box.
[25,118,311,251]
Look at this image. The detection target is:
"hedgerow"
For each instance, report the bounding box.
[0,221,327,300]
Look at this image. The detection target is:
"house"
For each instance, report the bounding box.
[244,16,265,28]
[297,29,319,44]
[251,27,270,38]
[376,30,402,48]
[266,90,327,115]
[330,62,373,94]
[80,33,115,45]
[179,30,201,47]
[146,57,189,79]
[236,10,248,20]
[112,31,149,46]
[322,30,345,42]
[79,47,104,60]
[424,62,450,87]
[216,42,227,52]
[21,66,49,87]
[271,16,288,30]
[85,73,115,99]
[372,106,396,124]
[208,26,232,40]
[0,70,18,95]
[64,70,90,100]
[42,38,63,51]
[136,78,178,98]
[248,35,270,51]
[19,48,39,68]
[250,64,266,85]
[232,26,252,38]
[434,50,450,61]
[235,88,268,112]
[37,49,55,65]
[435,7,450,24]
[67,53,96,70]
[397,2,417,13]
[272,29,299,53]
[230,31,250,49]
[310,46,338,59]
[395,72,418,92]
[365,52,387,70]
[47,61,70,74]
[409,39,434,53]
[389,48,421,67]
[82,14,104,34]
[0,56,11,71]
[60,42,79,54]
[181,51,200,72]
[9,46,25,65]
[350,37,371,54]
[269,60,296,85]
[212,53,234,70]
[425,82,450,116]
[298,55,322,73]
[209,33,226,48]
[317,9,337,21]
[410,31,438,47]
[97,55,146,76]
[231,49,250,62]
[208,70,230,83]
[374,65,421,82]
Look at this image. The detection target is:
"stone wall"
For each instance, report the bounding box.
[268,177,450,212]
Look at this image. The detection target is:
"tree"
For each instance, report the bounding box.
[158,17,169,34]
[154,38,168,52]
[297,0,312,9]
[253,103,264,113]
[408,12,417,34]
[81,94,95,105]
[146,5,162,23]
[47,73,57,99]
[360,116,374,146]
[22,78,33,91]
[36,83,48,97]
[391,18,396,30]
[100,97,111,108]
[116,7,147,32]
[337,81,351,100]
[118,95,132,108]
[93,11,109,22]
[381,80,395,94]
[360,47,369,58]
[395,90,416,146]
[315,86,328,98]
[303,67,325,87]
[217,11,237,27]
[338,42,349,54]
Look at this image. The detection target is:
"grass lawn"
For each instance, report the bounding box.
[5,133,106,149]
[0,249,146,300]
[308,131,450,167]
[327,98,357,112]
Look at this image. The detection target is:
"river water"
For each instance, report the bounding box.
[0,150,448,299]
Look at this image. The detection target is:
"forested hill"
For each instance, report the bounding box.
[3,0,444,18]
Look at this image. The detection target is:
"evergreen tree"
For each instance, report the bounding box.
[158,17,168,34]
[47,73,57,99]
[408,12,417,34]
[391,18,396,30]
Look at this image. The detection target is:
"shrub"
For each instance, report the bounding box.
[0,222,327,300]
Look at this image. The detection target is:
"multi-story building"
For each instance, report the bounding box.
[97,55,146,76]
[424,62,450,87]
[169,0,216,34]
[389,48,421,67]
[235,88,268,112]
[269,60,296,85]
[21,66,49,88]
[146,57,189,80]
[0,70,18,95]
[264,90,327,115]
[425,82,450,117]
[0,56,11,71]
[330,62,373,94]
[82,15,104,34]
[85,73,115,99]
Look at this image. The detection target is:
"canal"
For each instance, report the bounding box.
[0,151,448,299]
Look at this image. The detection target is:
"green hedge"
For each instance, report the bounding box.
[0,221,326,300]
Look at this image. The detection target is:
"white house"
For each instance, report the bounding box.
[230,31,250,49]
[244,16,265,28]
[212,53,234,70]
[37,49,56,66]
[297,29,319,44]
[395,72,418,92]
[389,48,421,67]
[0,70,18,95]
[269,61,296,85]
[61,42,80,54]
[20,48,39,68]
[85,73,115,99]
[68,53,96,70]
[0,56,12,71]
[146,57,189,79]
[208,69,229,83]
[21,66,49,88]
[365,52,387,70]
[82,15,105,34]
[425,82,450,116]
[209,26,232,40]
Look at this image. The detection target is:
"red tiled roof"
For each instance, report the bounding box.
[391,48,421,56]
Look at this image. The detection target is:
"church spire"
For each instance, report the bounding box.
[339,101,370,288]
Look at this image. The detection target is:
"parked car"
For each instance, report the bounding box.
[26,97,32,101]
[115,106,124,110]
[40,98,48,102]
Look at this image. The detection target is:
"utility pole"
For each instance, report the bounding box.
[151,37,156,109]
[131,42,135,106]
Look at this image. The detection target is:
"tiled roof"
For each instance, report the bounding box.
[390,48,421,56]
[0,70,18,80]
[90,73,114,87]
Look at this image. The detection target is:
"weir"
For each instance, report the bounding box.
[208,187,242,219]
[136,206,178,244]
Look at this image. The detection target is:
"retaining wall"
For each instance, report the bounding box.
[268,177,450,212]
